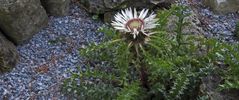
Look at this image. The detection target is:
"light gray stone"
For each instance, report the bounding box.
[0,0,48,44]
[166,12,205,35]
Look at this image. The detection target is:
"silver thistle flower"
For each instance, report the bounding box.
[111,8,158,39]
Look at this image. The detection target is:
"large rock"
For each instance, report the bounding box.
[78,0,175,22]
[202,0,239,14]
[78,0,175,14]
[149,0,176,5]
[41,0,70,16]
[0,0,48,45]
[0,31,19,73]
[79,0,147,14]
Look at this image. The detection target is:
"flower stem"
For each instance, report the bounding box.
[134,44,149,91]
[139,65,149,91]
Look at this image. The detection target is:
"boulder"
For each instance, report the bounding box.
[149,0,176,5]
[79,0,109,14]
[78,0,175,23]
[202,0,239,14]
[41,0,70,16]
[0,31,19,73]
[0,0,48,45]
[78,0,175,14]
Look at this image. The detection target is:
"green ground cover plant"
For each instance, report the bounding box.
[62,5,239,100]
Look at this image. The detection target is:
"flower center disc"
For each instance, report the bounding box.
[126,19,144,31]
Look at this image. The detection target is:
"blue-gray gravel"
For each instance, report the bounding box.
[0,3,104,99]
[198,8,239,43]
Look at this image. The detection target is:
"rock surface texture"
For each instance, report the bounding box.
[79,0,175,14]
[78,0,175,22]
[0,31,19,74]
[78,0,126,14]
[201,75,239,100]
[0,0,48,44]
[202,0,239,14]
[150,0,176,4]
[41,0,70,16]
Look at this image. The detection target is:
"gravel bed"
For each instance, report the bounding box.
[0,0,239,99]
[0,3,104,99]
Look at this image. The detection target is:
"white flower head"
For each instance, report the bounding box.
[111,8,158,39]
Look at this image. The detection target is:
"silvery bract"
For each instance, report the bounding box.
[111,8,158,39]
